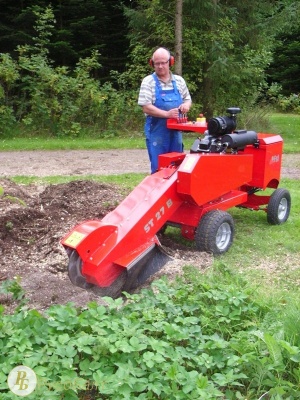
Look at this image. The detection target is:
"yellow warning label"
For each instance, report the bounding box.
[182,156,195,172]
[64,231,86,247]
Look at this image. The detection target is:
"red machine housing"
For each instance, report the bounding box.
[61,113,290,296]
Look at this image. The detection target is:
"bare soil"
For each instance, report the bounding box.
[0,150,299,313]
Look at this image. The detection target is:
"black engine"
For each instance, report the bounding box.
[190,107,258,154]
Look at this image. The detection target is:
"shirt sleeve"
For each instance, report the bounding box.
[175,75,192,102]
[138,75,154,106]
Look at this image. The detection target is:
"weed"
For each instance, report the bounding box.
[0,277,25,301]
[0,185,27,207]
[5,221,13,231]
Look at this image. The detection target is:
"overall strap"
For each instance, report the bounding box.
[152,73,161,89]
[171,77,179,95]
[152,73,162,99]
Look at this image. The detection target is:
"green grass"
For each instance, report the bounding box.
[0,136,146,151]
[0,132,199,151]
[267,113,300,153]
[1,113,298,153]
[220,178,300,299]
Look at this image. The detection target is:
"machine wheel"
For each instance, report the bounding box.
[68,249,127,298]
[267,188,291,225]
[195,210,234,255]
[91,271,127,299]
[68,250,94,290]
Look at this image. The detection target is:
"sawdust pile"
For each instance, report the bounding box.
[0,179,212,312]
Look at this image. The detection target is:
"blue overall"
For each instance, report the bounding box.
[145,73,183,173]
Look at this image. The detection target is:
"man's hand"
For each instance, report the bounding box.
[178,101,192,114]
[167,108,180,118]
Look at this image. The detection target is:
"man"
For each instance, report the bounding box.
[138,47,192,174]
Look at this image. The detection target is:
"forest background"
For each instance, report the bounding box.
[0,0,300,138]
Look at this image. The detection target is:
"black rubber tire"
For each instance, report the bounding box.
[267,188,291,225]
[195,210,235,255]
[68,250,94,289]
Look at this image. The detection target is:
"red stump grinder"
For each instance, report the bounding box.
[61,107,291,297]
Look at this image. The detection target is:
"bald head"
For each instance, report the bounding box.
[151,47,173,79]
[152,47,170,61]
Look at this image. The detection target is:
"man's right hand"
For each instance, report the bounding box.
[166,108,180,119]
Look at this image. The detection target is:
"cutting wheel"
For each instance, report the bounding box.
[67,246,171,298]
[91,272,127,299]
[68,250,94,290]
[67,249,127,298]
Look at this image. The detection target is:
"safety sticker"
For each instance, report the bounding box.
[64,231,86,247]
[182,156,196,172]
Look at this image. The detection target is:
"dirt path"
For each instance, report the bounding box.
[0,149,151,177]
[0,150,299,179]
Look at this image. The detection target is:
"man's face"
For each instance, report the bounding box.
[152,52,170,78]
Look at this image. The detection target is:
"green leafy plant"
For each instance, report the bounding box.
[0,277,25,301]
[0,267,299,399]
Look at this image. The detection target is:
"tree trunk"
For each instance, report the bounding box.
[174,0,183,75]
[202,62,214,119]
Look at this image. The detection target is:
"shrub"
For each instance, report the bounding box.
[0,6,144,138]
